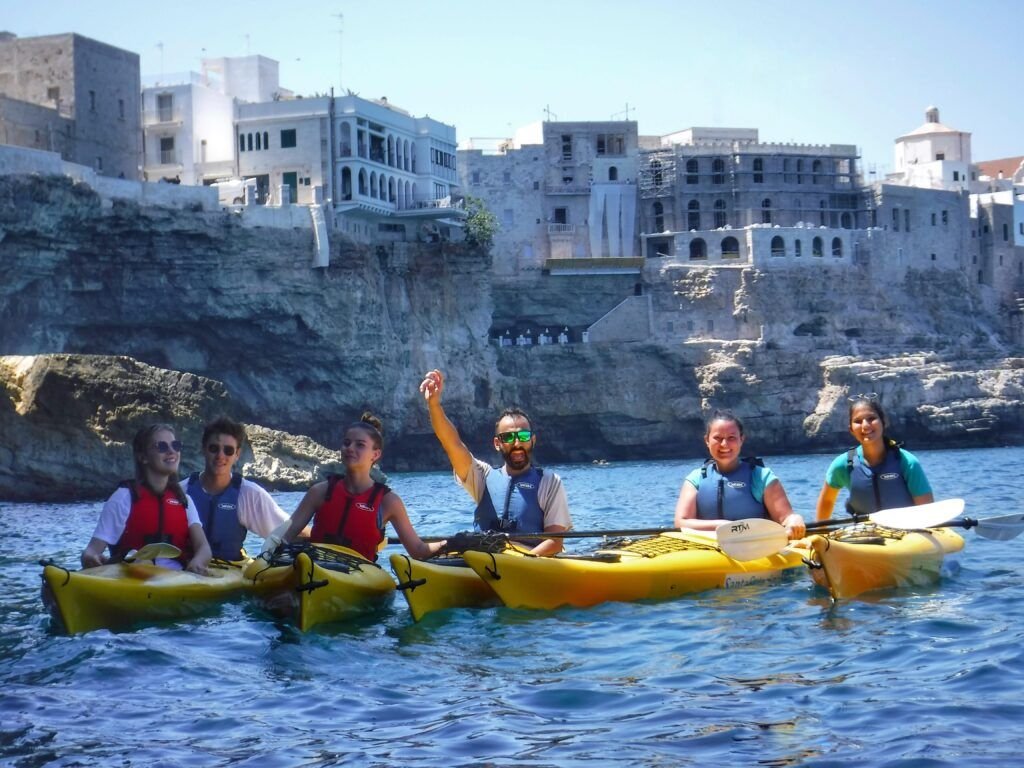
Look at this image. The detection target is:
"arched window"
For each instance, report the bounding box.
[712,158,725,184]
[262,132,268,150]
[832,237,843,257]
[255,132,261,150]
[379,174,387,200]
[771,236,785,257]
[339,123,352,156]
[689,238,707,260]
[247,133,253,152]
[812,159,822,184]
[389,176,396,203]
[358,169,367,195]
[712,198,729,228]
[369,171,378,198]
[653,201,664,233]
[686,159,698,184]
[341,167,352,200]
[796,159,803,184]
[238,134,245,153]
[753,158,764,183]
[819,200,827,226]
[812,236,823,257]
[841,212,852,229]
[688,200,700,231]
[722,236,740,258]
[651,160,662,187]
[795,239,802,257]
[761,198,772,224]
[609,166,618,181]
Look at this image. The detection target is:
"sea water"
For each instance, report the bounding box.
[3,447,1024,766]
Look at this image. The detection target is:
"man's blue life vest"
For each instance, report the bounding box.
[186,472,247,561]
[474,465,546,533]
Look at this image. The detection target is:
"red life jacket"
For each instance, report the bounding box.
[309,476,389,562]
[113,480,193,563]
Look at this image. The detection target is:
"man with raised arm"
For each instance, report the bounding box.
[419,369,572,555]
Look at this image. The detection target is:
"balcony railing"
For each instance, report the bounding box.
[548,223,575,234]
[159,149,178,165]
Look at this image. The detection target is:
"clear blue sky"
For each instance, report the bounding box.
[4,0,1022,175]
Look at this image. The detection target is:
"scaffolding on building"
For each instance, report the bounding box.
[638,150,676,199]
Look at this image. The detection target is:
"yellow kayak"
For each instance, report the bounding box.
[389,552,501,622]
[41,558,249,635]
[462,530,805,611]
[805,524,965,600]
[244,543,395,631]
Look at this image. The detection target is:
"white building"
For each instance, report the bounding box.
[889,106,978,191]
[142,55,281,185]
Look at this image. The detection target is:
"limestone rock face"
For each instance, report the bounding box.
[2,174,1023,501]
[0,354,351,501]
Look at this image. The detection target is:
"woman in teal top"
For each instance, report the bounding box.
[815,394,933,521]
[675,410,805,539]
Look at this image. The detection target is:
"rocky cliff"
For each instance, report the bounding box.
[1,173,1022,502]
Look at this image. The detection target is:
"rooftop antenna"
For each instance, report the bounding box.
[611,102,634,121]
[544,104,558,121]
[333,12,344,93]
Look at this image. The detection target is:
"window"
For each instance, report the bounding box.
[471,171,480,184]
[653,202,664,233]
[688,200,700,230]
[721,236,739,258]
[712,158,725,184]
[819,200,826,226]
[118,99,125,119]
[753,158,763,183]
[561,134,572,161]
[714,200,726,228]
[812,236,823,257]
[159,136,174,164]
[942,209,948,225]
[247,133,253,152]
[89,90,96,112]
[771,236,785,257]
[831,237,842,257]
[892,207,900,232]
[651,160,663,187]
[238,134,245,153]
[503,171,512,183]
[608,166,618,181]
[157,93,173,122]
[263,132,269,151]
[689,239,707,260]
[812,159,822,184]
[553,207,567,225]
[904,209,910,232]
[533,181,540,190]
[936,153,945,160]
[931,253,936,261]
[761,198,772,224]
[931,212,936,226]
[280,129,297,148]
[255,132,261,150]
[686,159,698,184]
[953,170,960,181]
[1004,223,1009,241]
[795,239,802,257]
[796,159,803,184]
[47,86,59,102]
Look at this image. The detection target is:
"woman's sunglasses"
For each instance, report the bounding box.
[153,440,183,454]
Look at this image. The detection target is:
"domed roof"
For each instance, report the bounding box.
[897,106,967,141]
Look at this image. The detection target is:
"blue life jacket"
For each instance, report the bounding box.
[186,472,247,561]
[695,457,769,521]
[846,447,913,517]
[474,465,546,533]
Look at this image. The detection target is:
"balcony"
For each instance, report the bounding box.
[545,182,591,195]
[548,223,576,235]
[142,109,183,127]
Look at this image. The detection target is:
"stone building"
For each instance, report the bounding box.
[459,120,641,276]
[0,32,140,178]
[637,127,864,261]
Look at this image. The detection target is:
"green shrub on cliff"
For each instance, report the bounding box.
[463,196,498,252]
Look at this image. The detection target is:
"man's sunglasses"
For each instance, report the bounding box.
[206,444,237,456]
[497,430,533,444]
[153,440,183,454]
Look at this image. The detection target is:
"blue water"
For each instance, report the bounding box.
[3,447,1024,766]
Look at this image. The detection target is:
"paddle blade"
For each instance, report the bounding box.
[716,518,790,562]
[868,498,965,530]
[125,543,183,562]
[972,513,1024,541]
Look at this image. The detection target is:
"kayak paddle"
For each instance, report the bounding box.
[124,543,183,562]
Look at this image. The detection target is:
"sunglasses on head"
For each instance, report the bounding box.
[154,440,183,454]
[206,444,237,456]
[497,429,533,444]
